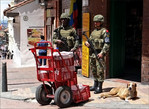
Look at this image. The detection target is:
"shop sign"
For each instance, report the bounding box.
[82,13,90,77]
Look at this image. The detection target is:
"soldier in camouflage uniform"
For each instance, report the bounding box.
[85,14,110,94]
[53,13,79,52]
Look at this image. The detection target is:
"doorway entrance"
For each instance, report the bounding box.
[110,0,143,82]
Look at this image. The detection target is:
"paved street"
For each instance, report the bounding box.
[0,59,149,109]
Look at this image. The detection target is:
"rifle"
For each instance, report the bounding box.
[82,31,104,68]
[54,27,63,40]
[61,37,68,49]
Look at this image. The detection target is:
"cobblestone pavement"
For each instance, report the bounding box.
[0,59,149,109]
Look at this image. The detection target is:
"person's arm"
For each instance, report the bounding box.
[85,32,93,48]
[99,30,110,56]
[70,28,79,51]
[53,30,59,44]
[53,27,63,44]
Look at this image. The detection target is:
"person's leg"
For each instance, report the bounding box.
[39,53,42,65]
[43,53,47,65]
[90,57,98,91]
[94,58,105,94]
[4,52,6,59]
[2,53,4,59]
[11,54,13,59]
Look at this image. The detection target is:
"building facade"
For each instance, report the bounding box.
[60,0,149,83]
[4,0,44,66]
[142,0,149,83]
[4,0,149,83]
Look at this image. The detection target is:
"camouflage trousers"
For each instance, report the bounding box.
[90,54,105,82]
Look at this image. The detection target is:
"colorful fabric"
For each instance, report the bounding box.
[69,0,78,29]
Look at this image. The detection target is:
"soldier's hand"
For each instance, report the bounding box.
[97,53,103,58]
[85,41,90,47]
[56,40,62,44]
[70,48,75,52]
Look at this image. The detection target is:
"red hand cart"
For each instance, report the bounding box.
[30,41,90,108]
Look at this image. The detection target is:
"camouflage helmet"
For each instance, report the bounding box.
[93,14,104,22]
[60,13,71,20]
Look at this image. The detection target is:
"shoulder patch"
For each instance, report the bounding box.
[105,30,110,43]
[105,37,110,43]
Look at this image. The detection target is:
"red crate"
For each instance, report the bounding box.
[54,66,75,82]
[71,84,90,103]
[48,52,75,82]
[80,85,90,101]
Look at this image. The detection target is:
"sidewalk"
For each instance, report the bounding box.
[0,59,149,109]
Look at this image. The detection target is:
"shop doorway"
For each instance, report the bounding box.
[110,0,143,82]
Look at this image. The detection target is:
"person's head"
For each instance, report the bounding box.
[93,14,104,29]
[60,13,70,27]
[40,35,45,40]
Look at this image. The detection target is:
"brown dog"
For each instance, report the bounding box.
[100,82,137,101]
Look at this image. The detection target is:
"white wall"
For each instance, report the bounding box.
[10,0,44,67]
[8,17,21,65]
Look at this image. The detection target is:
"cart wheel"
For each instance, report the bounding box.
[36,84,52,105]
[54,86,72,108]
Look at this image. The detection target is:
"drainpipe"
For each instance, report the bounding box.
[56,1,58,28]
[44,1,47,40]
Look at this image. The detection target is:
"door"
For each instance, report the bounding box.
[110,0,143,82]
[110,0,126,77]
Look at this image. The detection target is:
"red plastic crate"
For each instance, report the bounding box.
[48,52,75,82]
[71,84,90,103]
[80,85,90,101]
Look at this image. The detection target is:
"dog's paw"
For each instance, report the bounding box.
[98,96,105,99]
[103,96,106,99]
[100,96,106,99]
[98,96,102,99]
[125,98,129,102]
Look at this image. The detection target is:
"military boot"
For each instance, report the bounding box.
[94,82,103,94]
[90,80,98,91]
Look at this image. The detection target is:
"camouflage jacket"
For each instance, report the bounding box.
[89,27,110,56]
[53,26,79,51]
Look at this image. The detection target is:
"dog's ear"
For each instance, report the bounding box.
[134,83,137,87]
[132,83,137,87]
